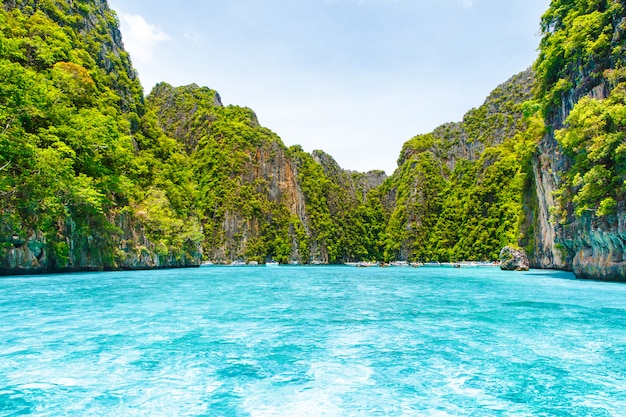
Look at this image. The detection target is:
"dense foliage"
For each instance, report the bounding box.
[154,84,311,264]
[144,82,388,264]
[377,70,539,262]
[294,149,386,263]
[0,0,201,270]
[553,81,626,219]
[534,0,626,222]
[534,0,625,111]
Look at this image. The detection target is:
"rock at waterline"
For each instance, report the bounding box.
[499,246,530,271]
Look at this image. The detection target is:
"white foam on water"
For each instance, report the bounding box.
[47,378,83,387]
[241,360,375,417]
[16,383,57,390]
[308,361,374,389]
[245,391,344,417]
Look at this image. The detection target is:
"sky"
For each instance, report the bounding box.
[108,0,550,175]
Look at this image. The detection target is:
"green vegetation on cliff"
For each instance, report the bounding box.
[377,70,540,262]
[535,0,625,112]
[535,0,626,221]
[0,0,202,271]
[146,82,306,264]
[145,83,387,264]
[554,83,626,218]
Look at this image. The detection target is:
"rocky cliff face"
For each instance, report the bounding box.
[1,212,202,275]
[561,205,626,280]
[532,135,626,280]
[146,83,381,264]
[0,0,202,275]
[377,69,535,263]
[211,141,310,263]
[532,144,626,281]
[529,1,626,280]
[2,233,47,275]
[145,83,303,263]
[399,70,535,171]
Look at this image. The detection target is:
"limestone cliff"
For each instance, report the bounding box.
[1,211,202,275]
[377,70,535,262]
[529,1,626,280]
[399,70,535,171]
[0,0,202,275]
[146,83,380,264]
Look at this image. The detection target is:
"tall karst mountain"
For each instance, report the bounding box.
[0,0,203,272]
[529,0,626,280]
[144,82,385,264]
[373,69,537,263]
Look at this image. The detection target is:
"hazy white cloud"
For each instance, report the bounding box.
[458,0,474,8]
[118,13,170,63]
[184,31,205,46]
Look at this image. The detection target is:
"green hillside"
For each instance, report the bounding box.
[375,70,539,262]
[0,0,201,271]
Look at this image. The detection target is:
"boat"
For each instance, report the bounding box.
[229,260,246,266]
[356,261,379,267]
[265,260,279,267]
[200,261,214,267]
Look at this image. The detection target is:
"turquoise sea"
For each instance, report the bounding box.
[1,266,625,416]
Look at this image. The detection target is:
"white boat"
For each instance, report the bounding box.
[200,261,214,267]
[265,260,279,267]
[229,260,246,266]
[356,261,379,267]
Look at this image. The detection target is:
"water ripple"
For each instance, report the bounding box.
[1,267,625,416]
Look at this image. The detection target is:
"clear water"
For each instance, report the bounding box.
[1,266,626,416]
